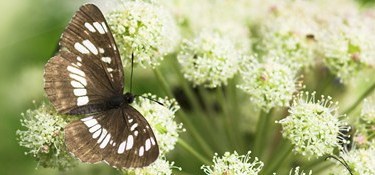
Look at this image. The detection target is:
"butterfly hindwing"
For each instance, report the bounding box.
[44,4,124,114]
[64,105,159,168]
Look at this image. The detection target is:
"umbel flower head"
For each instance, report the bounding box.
[201,151,263,175]
[124,156,180,175]
[276,91,348,159]
[318,14,375,83]
[131,93,184,155]
[257,1,318,71]
[177,30,240,88]
[16,103,77,170]
[237,56,298,112]
[106,1,180,68]
[338,144,375,175]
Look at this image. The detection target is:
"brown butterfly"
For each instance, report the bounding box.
[43,4,159,168]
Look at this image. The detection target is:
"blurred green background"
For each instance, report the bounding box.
[1,0,375,175]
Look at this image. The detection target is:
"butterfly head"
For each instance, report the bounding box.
[124,92,135,104]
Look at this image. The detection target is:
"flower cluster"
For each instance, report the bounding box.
[16,103,77,170]
[131,93,184,155]
[317,14,375,83]
[201,151,263,175]
[238,56,298,112]
[177,30,240,88]
[339,144,375,175]
[276,91,347,159]
[125,157,180,175]
[106,1,180,68]
[256,1,318,70]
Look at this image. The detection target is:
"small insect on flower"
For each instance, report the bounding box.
[201,151,264,175]
[276,91,349,159]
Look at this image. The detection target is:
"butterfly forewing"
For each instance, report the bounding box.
[65,105,159,168]
[44,4,124,114]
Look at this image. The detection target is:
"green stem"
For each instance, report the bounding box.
[153,69,173,97]
[216,87,236,149]
[254,110,271,158]
[177,138,211,165]
[262,142,293,175]
[302,157,325,170]
[153,68,213,157]
[313,161,334,174]
[343,81,375,115]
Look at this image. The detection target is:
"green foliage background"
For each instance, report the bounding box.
[0,0,374,175]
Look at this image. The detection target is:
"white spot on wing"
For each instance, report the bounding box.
[118,141,127,154]
[101,57,111,64]
[128,118,134,123]
[145,139,151,151]
[130,123,138,131]
[77,96,89,106]
[82,40,98,55]
[97,129,108,143]
[77,56,82,62]
[71,81,84,88]
[74,43,89,54]
[73,89,87,96]
[100,133,111,148]
[89,124,101,133]
[93,129,101,139]
[84,22,96,32]
[69,74,87,86]
[134,131,139,136]
[93,22,105,34]
[99,48,104,54]
[107,68,114,72]
[139,146,144,156]
[150,137,156,145]
[101,22,108,32]
[126,135,134,150]
[84,118,97,127]
[81,116,93,122]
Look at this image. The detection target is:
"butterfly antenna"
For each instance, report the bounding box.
[135,95,165,106]
[130,53,134,94]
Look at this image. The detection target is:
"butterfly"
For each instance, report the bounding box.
[43,4,159,168]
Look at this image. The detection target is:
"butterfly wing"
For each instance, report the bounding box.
[65,105,159,168]
[44,4,124,114]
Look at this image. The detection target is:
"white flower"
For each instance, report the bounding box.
[339,145,375,175]
[256,1,319,70]
[289,166,312,175]
[16,103,77,170]
[317,14,375,83]
[125,157,180,175]
[177,30,240,88]
[201,151,263,175]
[276,91,348,159]
[238,56,298,112]
[106,1,180,68]
[131,93,184,155]
[361,97,375,124]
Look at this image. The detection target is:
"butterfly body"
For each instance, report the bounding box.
[43,4,159,168]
